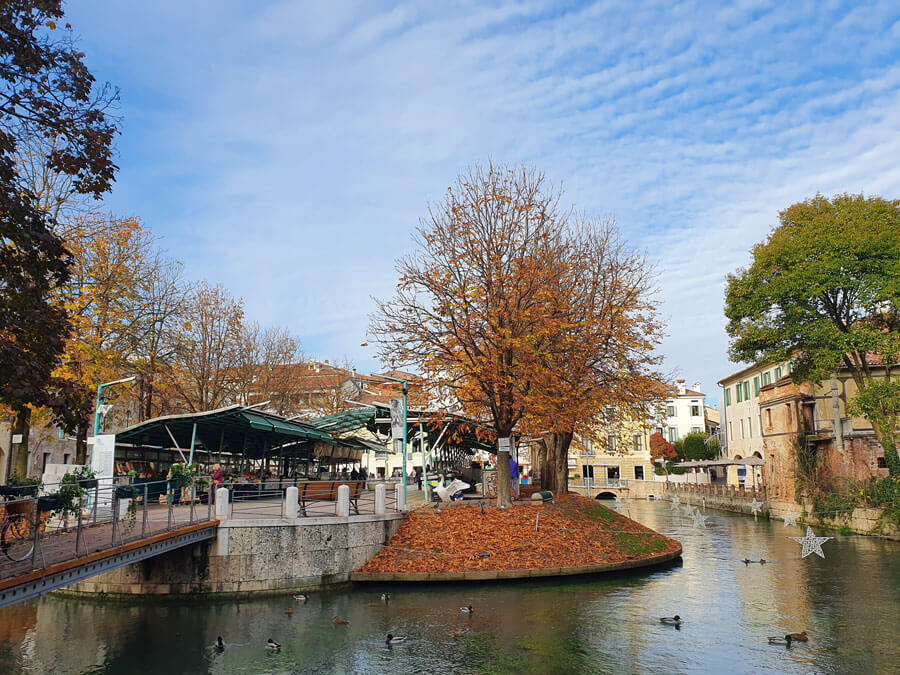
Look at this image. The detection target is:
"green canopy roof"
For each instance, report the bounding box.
[115,405,347,459]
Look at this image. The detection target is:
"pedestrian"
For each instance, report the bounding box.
[415,469,422,491]
[509,456,519,500]
[350,467,359,480]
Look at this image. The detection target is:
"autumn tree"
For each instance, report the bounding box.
[649,432,676,465]
[521,219,664,493]
[233,322,303,415]
[1,3,118,477]
[371,164,572,506]
[171,282,245,412]
[725,194,900,474]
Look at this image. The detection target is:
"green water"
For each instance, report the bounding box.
[1,501,898,674]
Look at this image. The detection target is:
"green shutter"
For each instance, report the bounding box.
[743,381,750,399]
[753,376,760,396]
[775,367,782,380]
[725,388,731,406]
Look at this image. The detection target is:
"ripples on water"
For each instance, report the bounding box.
[1,501,898,674]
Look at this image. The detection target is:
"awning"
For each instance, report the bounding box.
[675,457,765,469]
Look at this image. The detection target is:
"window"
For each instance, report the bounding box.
[725,388,731,406]
[753,376,760,396]
[691,426,702,434]
[743,381,750,400]
[774,367,782,380]
[766,409,772,427]
[740,419,745,439]
[41,452,51,473]
[63,453,71,464]
[667,428,679,443]
[582,465,595,479]
[654,427,663,437]
[762,371,771,386]
[632,434,643,452]
[729,421,733,440]
[607,434,618,452]
[877,457,888,469]
[666,405,676,417]
[57,428,65,440]
[748,417,752,438]
[584,439,593,456]
[690,405,701,417]
[634,465,644,480]
[736,384,743,403]
[787,362,793,373]
[786,403,793,426]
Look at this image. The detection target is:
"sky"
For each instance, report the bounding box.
[65,0,900,406]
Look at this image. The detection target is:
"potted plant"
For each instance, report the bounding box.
[0,475,41,499]
[72,466,98,489]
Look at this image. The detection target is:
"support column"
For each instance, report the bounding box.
[375,483,386,515]
[285,486,299,519]
[336,484,351,517]
[395,483,406,512]
[215,487,230,519]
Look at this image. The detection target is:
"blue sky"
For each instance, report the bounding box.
[66,1,900,406]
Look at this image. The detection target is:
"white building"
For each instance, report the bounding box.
[652,379,707,443]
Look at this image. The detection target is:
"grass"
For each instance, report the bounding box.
[614,532,668,556]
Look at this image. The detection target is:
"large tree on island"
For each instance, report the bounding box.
[370,164,568,506]
[521,220,665,494]
[725,193,900,474]
[0,2,118,477]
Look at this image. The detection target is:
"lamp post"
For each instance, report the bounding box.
[93,376,136,437]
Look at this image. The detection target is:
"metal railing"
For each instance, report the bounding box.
[217,480,402,519]
[0,477,213,582]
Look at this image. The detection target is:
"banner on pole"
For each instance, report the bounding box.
[390,398,404,439]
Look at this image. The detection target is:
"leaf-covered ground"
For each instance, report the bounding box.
[360,495,680,574]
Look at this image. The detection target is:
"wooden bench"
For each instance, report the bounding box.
[299,481,365,516]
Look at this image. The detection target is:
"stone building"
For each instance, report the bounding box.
[758,368,892,505]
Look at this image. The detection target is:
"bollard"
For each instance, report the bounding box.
[285,486,299,519]
[215,487,230,519]
[395,483,406,512]
[336,484,351,517]
[375,484,386,515]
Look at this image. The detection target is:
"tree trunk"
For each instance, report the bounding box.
[10,406,32,479]
[541,431,573,495]
[496,448,512,507]
[75,422,88,466]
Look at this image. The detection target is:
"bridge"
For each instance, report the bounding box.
[1,480,217,610]
[567,479,631,500]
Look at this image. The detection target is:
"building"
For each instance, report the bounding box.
[569,418,653,484]
[651,379,707,443]
[759,366,892,504]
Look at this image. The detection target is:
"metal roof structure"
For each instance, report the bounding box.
[115,405,349,459]
[675,457,765,468]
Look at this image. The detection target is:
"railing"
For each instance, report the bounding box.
[0,477,214,582]
[661,482,766,498]
[218,480,402,519]
[568,477,629,489]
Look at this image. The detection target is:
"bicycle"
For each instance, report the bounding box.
[0,492,37,562]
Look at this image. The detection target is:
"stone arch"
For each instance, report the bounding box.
[595,491,617,500]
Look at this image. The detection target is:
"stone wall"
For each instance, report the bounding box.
[61,513,405,598]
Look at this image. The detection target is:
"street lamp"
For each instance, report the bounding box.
[93,376,136,437]
[380,373,409,505]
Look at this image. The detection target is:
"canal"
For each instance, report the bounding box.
[1,500,898,674]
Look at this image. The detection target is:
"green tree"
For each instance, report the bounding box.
[675,431,717,461]
[725,194,900,474]
[0,2,118,477]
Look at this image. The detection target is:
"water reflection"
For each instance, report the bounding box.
[0,501,898,674]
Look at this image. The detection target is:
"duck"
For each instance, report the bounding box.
[452,628,469,638]
[381,593,391,602]
[293,594,308,602]
[460,605,474,614]
[266,638,281,651]
[768,635,793,646]
[333,616,350,625]
[385,633,407,644]
[284,608,294,616]
[215,636,225,651]
[660,615,682,626]
[787,631,808,642]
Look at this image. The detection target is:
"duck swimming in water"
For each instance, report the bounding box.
[787,631,808,642]
[215,636,225,651]
[284,608,294,616]
[333,616,350,625]
[266,638,281,651]
[660,615,682,626]
[460,605,474,614]
[381,593,391,602]
[768,635,793,646]
[293,594,308,602]
[385,633,407,644]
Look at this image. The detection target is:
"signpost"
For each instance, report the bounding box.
[390,397,407,505]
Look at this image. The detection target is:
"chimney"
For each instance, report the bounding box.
[676,379,686,395]
[692,381,701,393]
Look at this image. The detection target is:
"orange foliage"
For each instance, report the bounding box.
[360,495,680,574]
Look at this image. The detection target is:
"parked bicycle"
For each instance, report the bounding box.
[0,487,39,562]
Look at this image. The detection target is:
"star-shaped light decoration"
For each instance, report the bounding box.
[690,508,709,529]
[749,498,764,516]
[783,514,798,528]
[790,526,833,559]
[682,505,694,517]
[669,495,681,510]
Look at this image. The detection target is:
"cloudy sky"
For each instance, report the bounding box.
[67,1,900,406]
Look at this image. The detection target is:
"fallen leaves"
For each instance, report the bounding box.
[360,495,679,574]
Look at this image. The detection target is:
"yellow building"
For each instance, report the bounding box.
[569,419,653,484]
